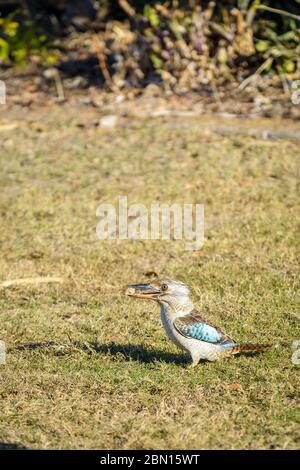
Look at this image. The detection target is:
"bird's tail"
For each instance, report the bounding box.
[230,343,272,355]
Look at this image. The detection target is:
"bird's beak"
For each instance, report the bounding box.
[125,283,161,300]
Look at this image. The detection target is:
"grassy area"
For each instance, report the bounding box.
[0,113,299,449]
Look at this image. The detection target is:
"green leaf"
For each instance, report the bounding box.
[278,31,296,42]
[282,60,295,73]
[255,40,270,52]
[12,47,27,64]
[45,54,57,65]
[144,5,160,28]
[150,53,163,69]
[0,38,9,61]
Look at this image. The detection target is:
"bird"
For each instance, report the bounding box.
[125,278,271,366]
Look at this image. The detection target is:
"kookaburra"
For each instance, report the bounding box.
[125,278,271,366]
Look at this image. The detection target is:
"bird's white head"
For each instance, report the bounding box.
[125,278,194,314]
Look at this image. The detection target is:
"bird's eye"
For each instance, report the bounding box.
[161,283,168,291]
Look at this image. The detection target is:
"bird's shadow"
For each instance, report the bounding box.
[0,442,28,450]
[13,341,189,365]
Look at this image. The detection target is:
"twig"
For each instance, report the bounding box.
[255,5,300,22]
[92,34,117,92]
[279,71,290,96]
[118,0,136,18]
[43,68,65,101]
[238,58,273,91]
[0,277,68,288]
[53,70,65,102]
[209,21,234,42]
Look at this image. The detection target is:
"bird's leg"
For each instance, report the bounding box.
[189,353,201,368]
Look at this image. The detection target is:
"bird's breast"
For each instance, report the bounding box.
[160,305,189,351]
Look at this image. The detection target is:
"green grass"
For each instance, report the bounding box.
[0,113,299,449]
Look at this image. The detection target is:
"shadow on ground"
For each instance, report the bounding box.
[12,341,188,365]
[0,442,28,450]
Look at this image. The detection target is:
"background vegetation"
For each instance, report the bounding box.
[0,1,300,91]
[0,0,299,452]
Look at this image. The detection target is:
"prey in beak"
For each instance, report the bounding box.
[125,283,162,300]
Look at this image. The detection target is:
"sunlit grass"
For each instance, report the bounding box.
[0,114,299,449]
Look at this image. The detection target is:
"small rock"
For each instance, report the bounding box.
[115,95,125,104]
[43,68,58,79]
[143,83,162,98]
[98,115,118,128]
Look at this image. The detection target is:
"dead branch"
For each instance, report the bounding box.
[118,0,136,18]
[92,34,117,92]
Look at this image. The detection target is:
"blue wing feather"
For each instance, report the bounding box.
[186,322,221,343]
[174,310,236,347]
